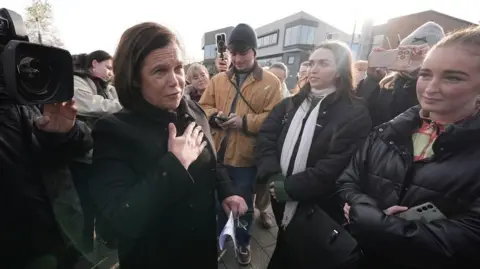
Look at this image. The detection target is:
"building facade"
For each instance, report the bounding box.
[201,26,234,76]
[201,11,350,89]
[358,10,476,60]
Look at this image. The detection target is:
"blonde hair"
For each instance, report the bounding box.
[378,71,415,89]
[354,60,368,70]
[186,63,209,83]
[435,25,480,54]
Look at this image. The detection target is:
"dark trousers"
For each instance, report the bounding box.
[70,161,95,252]
[268,198,294,269]
[217,166,256,248]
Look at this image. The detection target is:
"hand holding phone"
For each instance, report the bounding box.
[214,115,230,122]
[368,46,428,72]
[214,112,233,129]
[396,202,446,222]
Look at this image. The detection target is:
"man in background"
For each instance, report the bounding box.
[200,23,282,265]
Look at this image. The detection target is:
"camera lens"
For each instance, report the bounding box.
[17,56,51,97]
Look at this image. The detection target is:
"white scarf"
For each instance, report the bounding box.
[281,81,291,99]
[279,87,335,228]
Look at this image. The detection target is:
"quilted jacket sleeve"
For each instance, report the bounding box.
[254,98,290,184]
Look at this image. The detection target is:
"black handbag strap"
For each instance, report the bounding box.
[228,80,257,114]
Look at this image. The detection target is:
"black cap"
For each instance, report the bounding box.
[228,23,257,53]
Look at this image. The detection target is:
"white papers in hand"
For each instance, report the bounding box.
[219,211,237,251]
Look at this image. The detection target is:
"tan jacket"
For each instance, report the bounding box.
[200,63,282,167]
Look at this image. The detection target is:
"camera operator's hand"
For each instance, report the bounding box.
[367,47,387,82]
[35,100,77,133]
[215,52,231,73]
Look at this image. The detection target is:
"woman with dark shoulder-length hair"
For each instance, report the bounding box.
[89,22,247,269]
[255,40,372,269]
[73,50,122,128]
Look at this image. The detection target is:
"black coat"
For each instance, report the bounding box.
[90,98,237,269]
[0,104,93,268]
[255,90,372,222]
[337,106,480,269]
[357,76,418,127]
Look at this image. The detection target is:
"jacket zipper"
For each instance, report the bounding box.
[397,148,413,204]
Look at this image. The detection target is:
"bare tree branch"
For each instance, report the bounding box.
[24,0,64,48]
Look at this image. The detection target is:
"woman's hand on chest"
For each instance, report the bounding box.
[167,122,207,170]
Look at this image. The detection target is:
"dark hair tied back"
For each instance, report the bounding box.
[86,50,112,68]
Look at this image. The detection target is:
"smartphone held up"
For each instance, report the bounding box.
[368,46,427,72]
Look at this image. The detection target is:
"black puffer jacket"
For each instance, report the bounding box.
[357,76,417,127]
[255,90,371,222]
[337,106,480,269]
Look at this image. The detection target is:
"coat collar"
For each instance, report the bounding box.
[226,61,263,81]
[292,86,344,110]
[132,96,196,125]
[378,106,480,151]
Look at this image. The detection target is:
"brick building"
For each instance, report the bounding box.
[358,10,477,60]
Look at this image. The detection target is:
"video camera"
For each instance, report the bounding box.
[0,8,73,105]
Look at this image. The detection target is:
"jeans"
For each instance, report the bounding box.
[255,183,271,212]
[217,166,256,248]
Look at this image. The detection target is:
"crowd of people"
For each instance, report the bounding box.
[1,8,480,269]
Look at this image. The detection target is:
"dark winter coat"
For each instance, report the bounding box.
[255,89,371,269]
[357,76,418,127]
[90,98,237,269]
[0,104,92,268]
[337,106,480,269]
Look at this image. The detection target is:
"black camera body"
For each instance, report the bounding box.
[215,33,227,60]
[0,8,73,105]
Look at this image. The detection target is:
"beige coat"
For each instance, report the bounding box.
[200,63,282,167]
[73,75,122,118]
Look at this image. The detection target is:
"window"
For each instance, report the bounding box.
[271,33,278,44]
[204,44,217,59]
[258,32,279,48]
[287,56,295,65]
[371,35,384,49]
[257,56,283,67]
[284,25,316,46]
[306,26,315,44]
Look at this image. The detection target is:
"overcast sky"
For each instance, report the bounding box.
[4,0,479,61]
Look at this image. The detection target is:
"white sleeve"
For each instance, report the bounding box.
[281,82,291,99]
[74,76,122,117]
